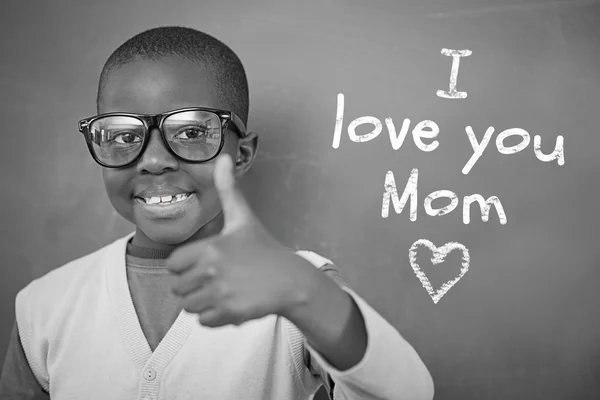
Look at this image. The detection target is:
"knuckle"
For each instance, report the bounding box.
[228,311,243,326]
[216,283,231,299]
[205,266,218,278]
[229,303,247,325]
[219,302,239,322]
[182,303,195,314]
[199,315,215,327]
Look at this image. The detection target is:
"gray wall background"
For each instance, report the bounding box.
[1,0,599,398]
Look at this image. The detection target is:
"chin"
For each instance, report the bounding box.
[135,210,222,247]
[140,223,199,246]
[129,191,222,247]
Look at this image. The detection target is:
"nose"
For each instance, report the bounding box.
[135,126,179,174]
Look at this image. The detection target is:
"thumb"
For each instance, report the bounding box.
[214,154,253,233]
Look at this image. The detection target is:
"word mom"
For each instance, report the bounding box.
[381,168,507,224]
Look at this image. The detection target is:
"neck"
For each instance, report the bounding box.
[130,211,225,251]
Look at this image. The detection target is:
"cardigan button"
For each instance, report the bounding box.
[144,367,157,381]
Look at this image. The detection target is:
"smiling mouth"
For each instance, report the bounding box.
[135,192,194,205]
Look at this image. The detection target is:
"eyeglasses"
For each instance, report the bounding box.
[78,107,248,168]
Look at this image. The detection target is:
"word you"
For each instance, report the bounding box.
[409,239,470,304]
[331,93,565,175]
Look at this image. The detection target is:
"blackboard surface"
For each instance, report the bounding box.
[1,1,599,399]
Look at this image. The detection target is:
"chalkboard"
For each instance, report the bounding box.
[1,0,599,399]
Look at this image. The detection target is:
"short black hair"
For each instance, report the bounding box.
[96,26,249,125]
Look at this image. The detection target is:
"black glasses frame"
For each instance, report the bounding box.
[78,107,248,168]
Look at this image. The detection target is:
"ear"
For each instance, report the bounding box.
[234,132,259,177]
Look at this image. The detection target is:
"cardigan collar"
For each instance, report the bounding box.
[105,233,197,379]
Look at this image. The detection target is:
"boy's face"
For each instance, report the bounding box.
[98,55,256,248]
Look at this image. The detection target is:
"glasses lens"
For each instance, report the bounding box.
[163,111,222,161]
[89,116,145,166]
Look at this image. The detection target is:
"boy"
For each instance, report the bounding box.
[0,27,434,399]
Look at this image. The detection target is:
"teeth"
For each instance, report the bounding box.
[142,193,190,205]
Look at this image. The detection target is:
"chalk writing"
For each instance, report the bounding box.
[436,48,472,99]
[331,93,439,151]
[382,169,507,225]
[330,47,565,304]
[463,126,565,174]
[409,239,471,304]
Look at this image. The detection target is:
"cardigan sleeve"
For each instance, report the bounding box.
[295,251,434,400]
[0,322,50,400]
[303,264,346,398]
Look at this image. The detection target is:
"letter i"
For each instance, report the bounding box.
[437,48,472,99]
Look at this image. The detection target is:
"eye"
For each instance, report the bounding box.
[111,131,142,145]
[174,125,208,140]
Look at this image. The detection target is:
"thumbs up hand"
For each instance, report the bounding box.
[167,154,322,328]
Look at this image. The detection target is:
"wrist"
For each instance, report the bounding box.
[279,256,325,322]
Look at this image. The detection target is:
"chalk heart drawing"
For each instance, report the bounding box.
[409,239,470,304]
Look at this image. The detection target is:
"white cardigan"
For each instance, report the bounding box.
[15,233,433,400]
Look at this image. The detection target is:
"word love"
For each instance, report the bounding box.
[409,239,470,304]
[331,93,565,175]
